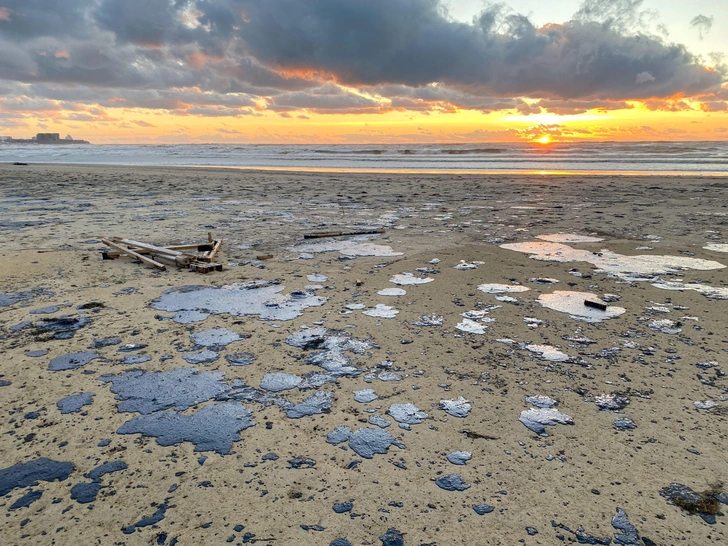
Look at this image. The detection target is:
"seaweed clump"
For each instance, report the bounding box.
[672,483,723,515]
[661,482,725,522]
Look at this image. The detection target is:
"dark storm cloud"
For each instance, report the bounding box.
[0,0,96,40]
[269,83,383,113]
[370,84,529,113]
[236,0,723,99]
[0,0,725,118]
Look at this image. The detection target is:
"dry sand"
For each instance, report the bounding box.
[0,164,727,545]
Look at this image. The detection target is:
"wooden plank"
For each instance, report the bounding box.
[102,239,166,271]
[151,253,196,268]
[103,243,213,258]
[190,261,223,273]
[303,229,384,239]
[209,239,222,260]
[111,237,186,257]
[103,247,151,258]
[165,244,214,252]
[199,239,223,263]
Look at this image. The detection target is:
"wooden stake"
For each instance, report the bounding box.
[205,239,223,262]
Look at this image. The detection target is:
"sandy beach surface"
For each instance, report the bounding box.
[1,164,727,546]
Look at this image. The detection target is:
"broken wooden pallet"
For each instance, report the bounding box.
[101,235,223,273]
[190,261,223,273]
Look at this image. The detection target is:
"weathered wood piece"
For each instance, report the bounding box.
[199,239,223,263]
[101,238,166,271]
[101,235,222,273]
[110,238,192,259]
[303,229,385,239]
[190,261,223,273]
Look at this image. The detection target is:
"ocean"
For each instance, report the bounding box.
[1,141,727,175]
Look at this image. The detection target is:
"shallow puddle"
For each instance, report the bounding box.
[538,291,626,322]
[151,282,327,322]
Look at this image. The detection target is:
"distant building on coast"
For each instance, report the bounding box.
[0,132,90,144]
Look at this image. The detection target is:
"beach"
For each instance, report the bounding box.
[1,163,727,545]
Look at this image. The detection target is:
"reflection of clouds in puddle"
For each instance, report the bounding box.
[536,233,604,243]
[363,304,400,319]
[377,288,406,296]
[289,236,402,257]
[389,273,434,285]
[652,281,728,300]
[501,241,725,279]
[538,291,626,322]
[477,283,529,294]
[456,318,487,334]
[704,243,728,252]
[525,344,570,362]
[151,282,327,322]
[648,319,682,335]
[519,407,574,436]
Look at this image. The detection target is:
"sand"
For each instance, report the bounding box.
[0,164,727,545]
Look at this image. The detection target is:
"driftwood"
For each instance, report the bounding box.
[101,238,167,271]
[101,235,223,273]
[303,229,384,239]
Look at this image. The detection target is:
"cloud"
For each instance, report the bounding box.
[0,0,725,127]
[641,99,695,112]
[573,0,658,36]
[0,0,96,40]
[690,14,714,40]
[635,72,655,84]
[537,99,632,115]
[268,84,385,113]
[370,84,532,114]
[237,0,722,99]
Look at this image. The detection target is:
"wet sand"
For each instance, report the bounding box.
[1,164,727,545]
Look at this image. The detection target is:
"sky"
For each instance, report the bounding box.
[0,0,726,144]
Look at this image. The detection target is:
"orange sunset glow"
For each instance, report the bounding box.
[0,0,726,144]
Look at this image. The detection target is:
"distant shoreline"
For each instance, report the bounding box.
[2,161,727,177]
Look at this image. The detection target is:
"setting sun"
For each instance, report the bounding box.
[536,135,552,145]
